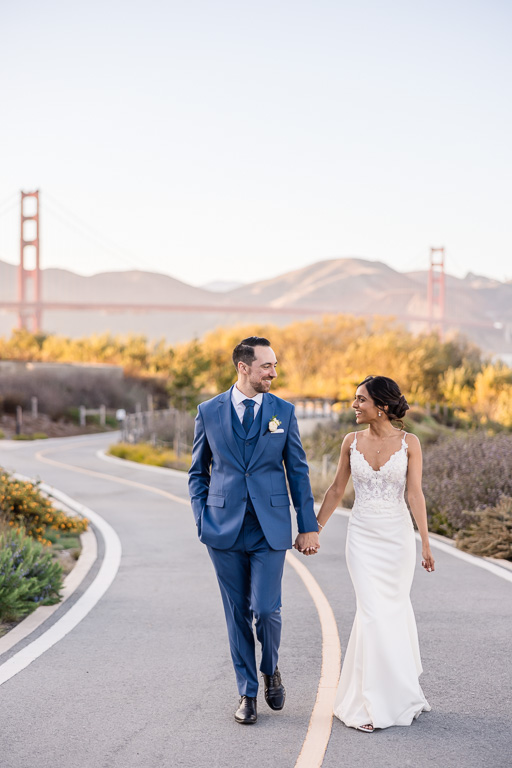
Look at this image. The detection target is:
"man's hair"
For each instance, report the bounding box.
[232,336,271,369]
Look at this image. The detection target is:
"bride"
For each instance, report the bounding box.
[315,375,435,732]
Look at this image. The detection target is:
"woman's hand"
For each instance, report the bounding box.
[421,544,435,573]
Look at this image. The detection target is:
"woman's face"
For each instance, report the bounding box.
[352,384,380,424]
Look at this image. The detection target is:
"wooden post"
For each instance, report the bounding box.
[322,454,329,480]
[79,405,86,426]
[31,396,38,418]
[16,405,22,435]
[99,405,106,426]
[174,410,182,457]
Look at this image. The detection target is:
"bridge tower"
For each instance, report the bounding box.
[427,247,445,337]
[18,190,42,331]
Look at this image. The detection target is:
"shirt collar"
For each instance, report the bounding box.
[232,385,263,407]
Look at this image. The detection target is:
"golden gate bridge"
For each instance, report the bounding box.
[0,189,489,336]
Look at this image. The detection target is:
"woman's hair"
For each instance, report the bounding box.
[357,375,409,421]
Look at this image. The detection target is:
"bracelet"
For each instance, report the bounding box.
[317,521,324,529]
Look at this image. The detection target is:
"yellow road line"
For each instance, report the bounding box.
[286,552,342,768]
[37,441,341,765]
[35,443,189,506]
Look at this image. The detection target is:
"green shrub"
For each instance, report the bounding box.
[0,471,88,546]
[44,529,81,550]
[0,430,4,439]
[0,527,63,621]
[455,496,512,560]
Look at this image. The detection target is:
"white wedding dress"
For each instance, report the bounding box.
[333,432,431,729]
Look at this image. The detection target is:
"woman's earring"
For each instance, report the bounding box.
[378,411,382,416]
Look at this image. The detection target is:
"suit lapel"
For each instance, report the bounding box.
[218,387,245,467]
[247,393,275,470]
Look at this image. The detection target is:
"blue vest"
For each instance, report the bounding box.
[231,403,263,467]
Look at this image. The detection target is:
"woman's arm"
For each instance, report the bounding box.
[406,433,435,572]
[315,433,354,531]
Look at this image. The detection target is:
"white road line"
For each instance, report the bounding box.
[0,485,121,687]
[333,509,512,584]
[36,446,189,506]
[96,453,512,583]
[0,527,97,657]
[0,472,98,656]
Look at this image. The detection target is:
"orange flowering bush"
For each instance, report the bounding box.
[0,472,88,546]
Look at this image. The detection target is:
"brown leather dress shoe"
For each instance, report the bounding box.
[234,695,257,724]
[262,667,286,710]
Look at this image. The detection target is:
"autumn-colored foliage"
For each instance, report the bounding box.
[0,472,88,546]
[1,317,512,426]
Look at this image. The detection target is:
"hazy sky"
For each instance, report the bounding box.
[1,0,511,287]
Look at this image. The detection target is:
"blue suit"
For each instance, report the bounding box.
[188,386,317,695]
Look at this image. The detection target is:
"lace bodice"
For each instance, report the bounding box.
[350,432,409,516]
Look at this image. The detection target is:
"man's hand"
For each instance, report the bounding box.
[293,531,320,556]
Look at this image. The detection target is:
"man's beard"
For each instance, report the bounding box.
[252,379,272,393]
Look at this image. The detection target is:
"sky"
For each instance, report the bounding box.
[1,0,511,288]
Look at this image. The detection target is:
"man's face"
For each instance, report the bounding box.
[241,345,278,394]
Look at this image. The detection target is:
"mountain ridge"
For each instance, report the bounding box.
[0,257,510,356]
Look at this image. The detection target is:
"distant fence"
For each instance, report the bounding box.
[120,407,195,457]
[293,399,336,418]
[79,405,106,426]
[294,398,452,419]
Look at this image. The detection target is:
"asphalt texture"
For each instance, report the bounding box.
[1,433,511,768]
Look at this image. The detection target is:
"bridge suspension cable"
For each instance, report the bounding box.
[43,191,146,272]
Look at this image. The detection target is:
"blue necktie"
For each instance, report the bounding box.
[242,399,256,434]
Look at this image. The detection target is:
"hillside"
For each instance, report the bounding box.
[0,257,511,356]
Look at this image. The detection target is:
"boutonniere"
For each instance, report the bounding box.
[268,416,282,433]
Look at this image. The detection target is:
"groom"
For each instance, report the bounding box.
[188,336,320,724]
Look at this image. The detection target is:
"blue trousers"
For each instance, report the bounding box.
[207,509,286,696]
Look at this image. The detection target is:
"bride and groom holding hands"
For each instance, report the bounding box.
[188,336,435,731]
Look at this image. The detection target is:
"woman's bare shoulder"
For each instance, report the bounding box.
[404,432,421,450]
[341,431,358,448]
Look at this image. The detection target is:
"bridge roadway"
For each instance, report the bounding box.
[0,300,501,331]
[0,433,510,768]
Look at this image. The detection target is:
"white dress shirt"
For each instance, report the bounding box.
[231,385,263,424]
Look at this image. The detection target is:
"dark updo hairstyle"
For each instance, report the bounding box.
[357,375,409,423]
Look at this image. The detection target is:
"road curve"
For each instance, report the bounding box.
[0,433,511,768]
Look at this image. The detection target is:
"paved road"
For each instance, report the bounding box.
[0,433,511,768]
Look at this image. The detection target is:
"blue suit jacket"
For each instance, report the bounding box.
[188,386,318,550]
